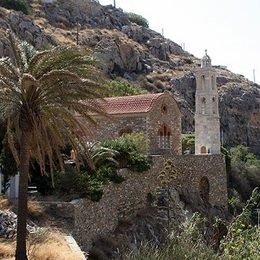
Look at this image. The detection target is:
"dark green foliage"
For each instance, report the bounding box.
[96,166,125,184]
[221,188,260,258]
[221,146,232,173]
[53,166,104,201]
[0,0,30,14]
[102,133,151,172]
[125,12,149,28]
[0,136,18,193]
[228,145,260,214]
[108,80,148,97]
[182,133,195,154]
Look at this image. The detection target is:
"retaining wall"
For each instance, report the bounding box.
[73,154,227,248]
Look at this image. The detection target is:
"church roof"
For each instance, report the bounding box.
[99,92,167,115]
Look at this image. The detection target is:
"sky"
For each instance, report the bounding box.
[99,0,260,84]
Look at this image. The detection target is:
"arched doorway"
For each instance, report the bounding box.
[200,146,206,154]
[199,176,210,201]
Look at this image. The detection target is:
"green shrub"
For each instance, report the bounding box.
[0,0,30,15]
[229,145,260,203]
[96,166,125,184]
[221,188,260,259]
[108,80,148,97]
[102,132,151,172]
[182,133,195,154]
[125,12,149,28]
[124,213,216,259]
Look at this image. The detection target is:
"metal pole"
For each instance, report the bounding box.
[76,23,81,45]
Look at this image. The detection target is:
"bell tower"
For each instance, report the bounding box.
[195,50,221,154]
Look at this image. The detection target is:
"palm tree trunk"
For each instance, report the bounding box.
[15,132,31,260]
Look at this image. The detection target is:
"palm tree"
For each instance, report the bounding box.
[0,30,109,260]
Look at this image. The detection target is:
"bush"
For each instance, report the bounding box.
[102,132,151,172]
[228,145,260,204]
[124,213,216,259]
[125,12,149,28]
[108,80,148,97]
[0,0,30,15]
[182,133,195,154]
[221,188,260,259]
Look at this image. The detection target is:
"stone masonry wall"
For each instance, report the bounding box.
[147,95,182,155]
[90,116,147,142]
[73,154,227,249]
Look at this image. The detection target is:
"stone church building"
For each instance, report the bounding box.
[74,53,228,246]
[87,51,227,209]
[91,91,182,156]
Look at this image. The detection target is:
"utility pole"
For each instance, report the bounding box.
[253,69,255,83]
[76,23,81,45]
[113,0,116,7]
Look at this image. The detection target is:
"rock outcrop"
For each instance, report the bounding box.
[0,210,38,239]
[0,0,259,155]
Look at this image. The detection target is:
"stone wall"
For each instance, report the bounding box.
[73,154,227,249]
[91,116,147,142]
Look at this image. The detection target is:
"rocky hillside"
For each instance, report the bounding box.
[0,0,259,155]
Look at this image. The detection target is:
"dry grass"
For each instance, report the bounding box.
[28,230,84,260]
[1,197,84,260]
[27,199,45,219]
[0,239,15,259]
[0,229,84,260]
[0,196,10,211]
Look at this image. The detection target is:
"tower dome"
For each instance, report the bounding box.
[201,49,211,68]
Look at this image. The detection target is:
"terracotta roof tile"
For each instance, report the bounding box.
[100,93,165,115]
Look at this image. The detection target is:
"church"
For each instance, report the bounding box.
[1,52,226,209]
[91,50,221,157]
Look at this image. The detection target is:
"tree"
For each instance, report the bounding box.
[0,30,108,260]
[0,0,30,15]
[125,12,149,28]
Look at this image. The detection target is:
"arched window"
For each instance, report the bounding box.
[161,104,168,114]
[201,97,206,114]
[211,75,215,89]
[199,176,210,201]
[200,146,206,154]
[158,124,171,149]
[212,97,217,114]
[119,128,132,136]
[201,75,205,89]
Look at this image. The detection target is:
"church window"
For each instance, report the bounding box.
[158,124,171,149]
[161,104,168,114]
[201,75,205,89]
[201,97,206,114]
[211,75,215,89]
[212,97,216,114]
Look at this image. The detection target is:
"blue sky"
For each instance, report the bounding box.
[99,0,260,84]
